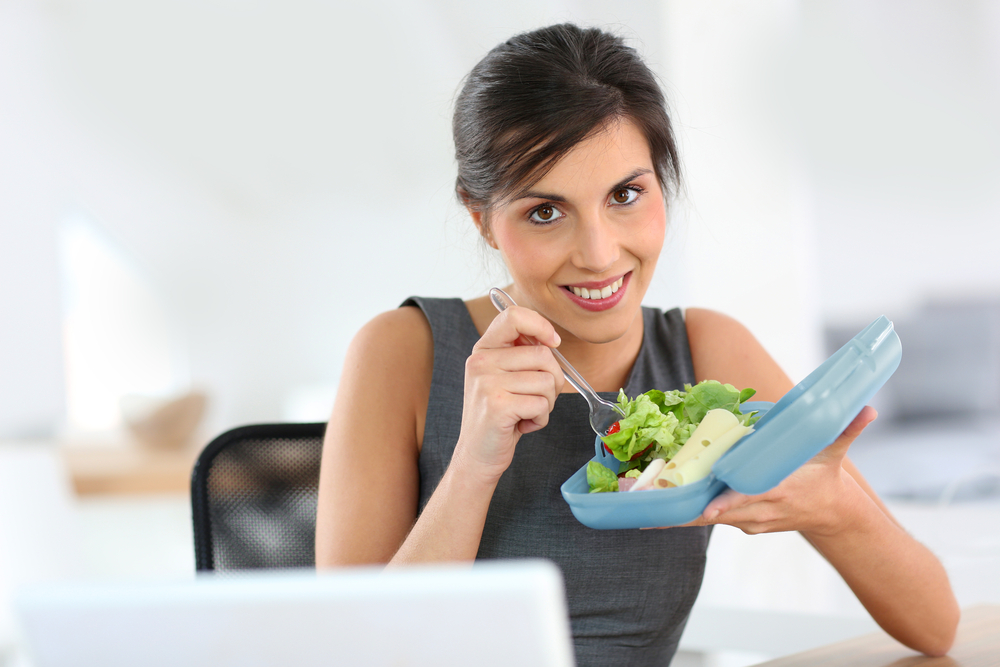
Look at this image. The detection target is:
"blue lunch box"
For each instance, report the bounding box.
[559,314,902,529]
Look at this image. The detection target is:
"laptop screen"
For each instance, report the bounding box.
[17,559,575,667]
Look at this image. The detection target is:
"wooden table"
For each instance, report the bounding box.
[753,605,1000,666]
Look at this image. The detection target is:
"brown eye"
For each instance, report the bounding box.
[612,188,633,204]
[529,204,563,224]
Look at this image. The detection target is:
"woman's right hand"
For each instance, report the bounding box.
[454,305,565,483]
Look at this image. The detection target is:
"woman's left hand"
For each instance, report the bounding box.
[685,406,878,536]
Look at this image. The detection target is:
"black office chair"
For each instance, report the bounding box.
[190,422,326,572]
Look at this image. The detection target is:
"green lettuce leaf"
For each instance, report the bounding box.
[681,380,743,424]
[674,422,698,448]
[595,380,761,484]
[620,458,643,473]
[587,461,620,493]
[601,391,680,462]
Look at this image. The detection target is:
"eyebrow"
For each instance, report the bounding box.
[514,168,654,203]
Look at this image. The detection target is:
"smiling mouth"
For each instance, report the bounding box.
[564,276,625,300]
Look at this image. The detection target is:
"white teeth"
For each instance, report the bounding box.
[570,277,625,300]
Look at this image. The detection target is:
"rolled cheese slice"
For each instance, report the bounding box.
[629,457,666,492]
[660,409,741,474]
[656,420,753,487]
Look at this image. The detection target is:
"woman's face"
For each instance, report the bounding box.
[480,118,666,344]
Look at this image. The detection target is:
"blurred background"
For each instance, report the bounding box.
[2,0,999,665]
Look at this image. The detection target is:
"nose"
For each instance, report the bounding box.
[570,210,620,273]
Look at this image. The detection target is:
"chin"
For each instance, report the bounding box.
[560,309,640,345]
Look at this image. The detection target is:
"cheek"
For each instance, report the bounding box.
[493,228,562,279]
[633,202,667,258]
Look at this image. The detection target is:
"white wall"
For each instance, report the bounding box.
[795,2,1000,323]
[3,0,999,435]
[656,0,1000,375]
[657,0,824,382]
[1,0,670,435]
[0,3,67,438]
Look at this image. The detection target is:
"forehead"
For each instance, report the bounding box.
[528,119,654,195]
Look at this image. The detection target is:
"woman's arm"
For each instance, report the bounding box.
[684,308,959,657]
[316,304,564,567]
[315,306,430,566]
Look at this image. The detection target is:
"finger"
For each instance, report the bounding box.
[471,371,559,421]
[504,392,553,432]
[498,347,565,399]
[845,405,878,437]
[468,349,561,402]
[819,405,878,460]
[477,306,561,350]
[471,369,558,400]
[502,371,560,412]
[701,490,752,522]
[703,502,784,534]
[468,346,564,407]
[475,345,563,375]
[518,417,547,434]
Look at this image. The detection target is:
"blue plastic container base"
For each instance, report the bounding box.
[560,403,772,530]
[560,314,902,530]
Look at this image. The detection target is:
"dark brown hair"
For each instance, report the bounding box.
[453,23,681,222]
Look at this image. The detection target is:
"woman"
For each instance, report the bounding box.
[316,23,958,665]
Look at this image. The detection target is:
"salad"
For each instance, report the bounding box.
[587,380,761,493]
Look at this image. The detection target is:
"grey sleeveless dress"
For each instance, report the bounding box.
[402,297,710,667]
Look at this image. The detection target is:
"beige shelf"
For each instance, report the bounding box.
[61,443,200,496]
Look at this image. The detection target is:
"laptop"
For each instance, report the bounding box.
[16,559,575,667]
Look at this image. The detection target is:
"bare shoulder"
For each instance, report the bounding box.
[684,308,760,368]
[684,307,792,402]
[339,305,434,444]
[349,306,433,369]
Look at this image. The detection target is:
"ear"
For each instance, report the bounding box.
[458,187,498,250]
[466,205,498,250]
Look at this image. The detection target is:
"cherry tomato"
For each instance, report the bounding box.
[603,421,621,455]
[630,443,654,460]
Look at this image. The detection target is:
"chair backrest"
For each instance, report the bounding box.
[190,423,326,573]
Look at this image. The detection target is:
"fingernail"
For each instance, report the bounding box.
[554,333,561,346]
[705,509,720,521]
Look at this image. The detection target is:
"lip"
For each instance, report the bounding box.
[563,274,627,291]
[562,272,631,312]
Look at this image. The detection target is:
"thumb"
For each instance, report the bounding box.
[818,405,878,461]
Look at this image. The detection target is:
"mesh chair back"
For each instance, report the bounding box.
[191,423,326,572]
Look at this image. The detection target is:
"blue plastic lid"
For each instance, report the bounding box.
[712,315,901,495]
